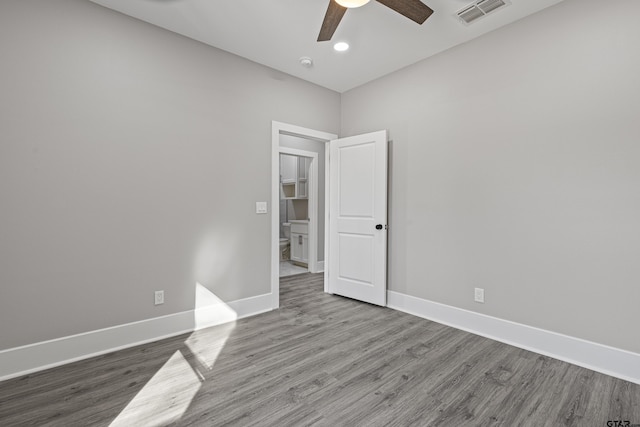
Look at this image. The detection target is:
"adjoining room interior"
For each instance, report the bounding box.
[1,0,639,425]
[277,132,328,280]
[279,152,312,277]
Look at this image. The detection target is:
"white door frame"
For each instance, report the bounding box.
[271,121,337,309]
[279,147,318,273]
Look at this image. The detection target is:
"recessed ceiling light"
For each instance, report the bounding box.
[334,42,349,52]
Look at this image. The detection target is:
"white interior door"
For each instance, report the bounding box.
[329,130,387,306]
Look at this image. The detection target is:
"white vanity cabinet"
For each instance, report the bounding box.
[290,221,309,266]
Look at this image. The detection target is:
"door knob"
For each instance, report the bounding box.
[375,224,383,230]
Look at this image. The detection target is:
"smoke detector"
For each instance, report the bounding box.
[456,0,510,25]
[299,57,313,68]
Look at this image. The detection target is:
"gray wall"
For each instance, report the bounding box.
[0,0,339,350]
[280,135,326,262]
[2,0,638,358]
[341,0,640,353]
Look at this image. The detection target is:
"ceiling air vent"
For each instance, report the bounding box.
[457,0,509,25]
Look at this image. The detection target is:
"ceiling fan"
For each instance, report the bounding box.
[318,0,434,42]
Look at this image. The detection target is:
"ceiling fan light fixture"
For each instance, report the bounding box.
[318,0,433,42]
[335,0,370,8]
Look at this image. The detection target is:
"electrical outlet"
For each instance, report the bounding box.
[474,288,485,303]
[154,290,164,305]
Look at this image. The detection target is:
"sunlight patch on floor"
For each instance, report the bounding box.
[109,350,202,427]
[190,282,236,369]
[109,283,239,425]
[185,321,235,371]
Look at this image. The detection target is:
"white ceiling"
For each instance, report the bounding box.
[89,0,565,93]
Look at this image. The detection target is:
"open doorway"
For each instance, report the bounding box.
[271,122,337,309]
[278,149,317,278]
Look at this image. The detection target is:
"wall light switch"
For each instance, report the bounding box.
[474,288,485,303]
[256,202,268,214]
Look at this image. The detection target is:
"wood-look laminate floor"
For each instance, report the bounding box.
[1,273,639,426]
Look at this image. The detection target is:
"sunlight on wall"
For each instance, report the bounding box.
[194,229,238,286]
[110,350,202,426]
[194,282,238,329]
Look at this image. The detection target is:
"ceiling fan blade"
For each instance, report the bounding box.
[375,0,434,24]
[318,1,347,42]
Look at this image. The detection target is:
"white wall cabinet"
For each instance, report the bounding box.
[297,157,309,199]
[280,154,310,200]
[280,154,297,182]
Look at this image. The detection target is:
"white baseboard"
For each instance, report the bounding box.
[5,289,637,386]
[194,293,272,330]
[387,290,640,385]
[0,293,273,382]
[317,261,325,273]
